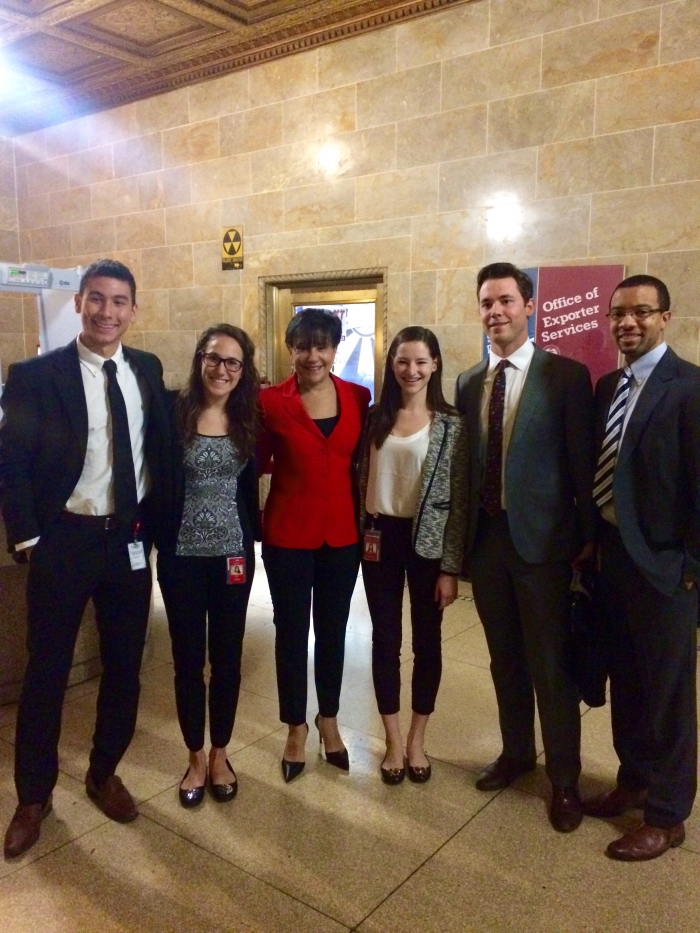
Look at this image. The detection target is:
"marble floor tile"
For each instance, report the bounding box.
[141,724,486,928]
[357,786,700,933]
[0,816,348,933]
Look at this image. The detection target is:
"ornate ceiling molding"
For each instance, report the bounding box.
[0,0,470,137]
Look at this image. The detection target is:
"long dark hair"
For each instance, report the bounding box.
[369,326,454,449]
[177,324,260,461]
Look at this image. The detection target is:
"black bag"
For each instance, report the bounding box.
[569,569,607,708]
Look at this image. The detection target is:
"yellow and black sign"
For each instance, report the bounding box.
[221,226,243,270]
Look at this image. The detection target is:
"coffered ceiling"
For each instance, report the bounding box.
[0,0,465,136]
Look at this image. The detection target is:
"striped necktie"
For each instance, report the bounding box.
[593,369,633,508]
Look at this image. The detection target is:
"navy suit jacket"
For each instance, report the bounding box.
[0,339,169,552]
[456,345,596,564]
[595,346,700,596]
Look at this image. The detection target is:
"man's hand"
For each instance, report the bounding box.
[435,573,457,610]
[571,540,595,571]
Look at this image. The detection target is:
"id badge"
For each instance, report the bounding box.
[227,556,246,584]
[128,541,147,571]
[363,530,381,563]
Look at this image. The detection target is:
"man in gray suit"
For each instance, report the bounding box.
[583,274,699,861]
[455,262,596,832]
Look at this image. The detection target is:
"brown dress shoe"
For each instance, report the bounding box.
[4,799,52,858]
[606,822,685,861]
[583,784,647,818]
[549,786,583,833]
[475,757,536,791]
[85,772,138,823]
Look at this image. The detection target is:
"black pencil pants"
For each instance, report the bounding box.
[157,550,254,751]
[361,515,444,716]
[262,542,359,726]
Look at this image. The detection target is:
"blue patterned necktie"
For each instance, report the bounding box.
[593,369,633,508]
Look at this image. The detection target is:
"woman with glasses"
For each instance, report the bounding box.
[156,325,260,807]
[358,327,468,784]
[259,308,371,782]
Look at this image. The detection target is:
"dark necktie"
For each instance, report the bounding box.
[103,358,138,523]
[593,369,633,508]
[482,359,509,516]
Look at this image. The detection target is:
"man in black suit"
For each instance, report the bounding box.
[455,262,596,832]
[583,274,699,861]
[1,259,169,858]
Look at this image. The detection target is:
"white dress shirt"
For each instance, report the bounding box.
[480,339,535,510]
[601,342,668,526]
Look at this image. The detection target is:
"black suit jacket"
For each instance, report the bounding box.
[0,339,170,552]
[595,346,700,596]
[455,345,596,564]
[155,390,260,555]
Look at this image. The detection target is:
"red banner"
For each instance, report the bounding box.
[534,265,623,386]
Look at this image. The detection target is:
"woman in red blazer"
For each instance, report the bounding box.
[259,308,370,782]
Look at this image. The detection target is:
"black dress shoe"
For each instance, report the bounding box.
[549,786,583,833]
[583,784,647,818]
[380,759,406,785]
[209,760,238,803]
[475,758,536,791]
[178,767,205,809]
[281,723,309,784]
[314,713,350,772]
[281,759,305,783]
[407,762,432,784]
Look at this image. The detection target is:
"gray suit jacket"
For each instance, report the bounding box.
[455,345,596,564]
[595,347,700,596]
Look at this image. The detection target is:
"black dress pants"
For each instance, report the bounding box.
[361,515,443,716]
[157,550,253,750]
[262,542,359,725]
[599,522,697,827]
[469,510,582,788]
[16,514,151,805]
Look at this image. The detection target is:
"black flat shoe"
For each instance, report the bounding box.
[209,760,238,803]
[314,713,350,772]
[178,768,205,808]
[281,723,308,783]
[380,760,406,785]
[407,762,432,784]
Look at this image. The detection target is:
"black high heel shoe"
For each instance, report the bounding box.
[314,713,350,772]
[209,759,238,802]
[281,723,309,783]
[178,766,206,808]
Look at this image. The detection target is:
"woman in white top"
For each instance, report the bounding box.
[358,327,469,784]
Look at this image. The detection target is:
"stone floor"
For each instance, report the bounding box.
[1,551,699,932]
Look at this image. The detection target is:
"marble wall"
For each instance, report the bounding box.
[2,0,700,387]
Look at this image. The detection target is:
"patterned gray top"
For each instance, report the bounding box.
[176,434,245,557]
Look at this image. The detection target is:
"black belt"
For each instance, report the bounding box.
[60,511,125,531]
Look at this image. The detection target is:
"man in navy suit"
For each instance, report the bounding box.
[1,259,169,858]
[455,262,596,832]
[583,274,699,861]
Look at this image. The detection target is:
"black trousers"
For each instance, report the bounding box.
[157,550,253,751]
[16,514,151,805]
[469,510,581,788]
[362,515,443,716]
[599,522,698,827]
[262,542,359,726]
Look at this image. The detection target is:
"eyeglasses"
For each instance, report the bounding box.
[200,352,243,373]
[606,307,663,322]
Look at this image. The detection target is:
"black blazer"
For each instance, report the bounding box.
[0,340,170,552]
[595,347,700,596]
[154,390,260,556]
[455,345,597,564]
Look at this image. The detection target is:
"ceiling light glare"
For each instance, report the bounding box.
[317,142,342,176]
[485,197,524,243]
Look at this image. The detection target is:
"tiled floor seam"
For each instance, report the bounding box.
[135,809,354,930]
[349,792,501,929]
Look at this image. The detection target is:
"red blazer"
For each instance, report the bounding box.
[259,374,371,549]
